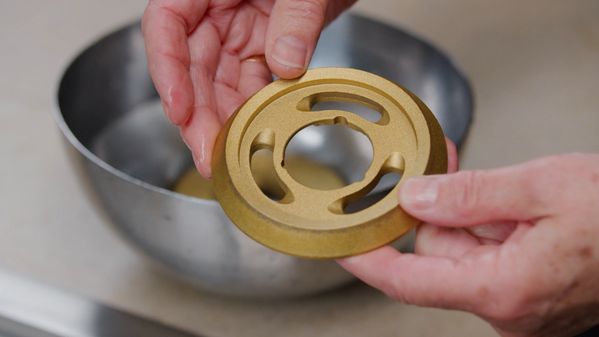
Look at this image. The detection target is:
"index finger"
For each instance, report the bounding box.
[142,0,209,125]
[337,246,489,312]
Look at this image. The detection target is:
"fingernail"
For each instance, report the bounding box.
[192,151,211,179]
[271,35,307,69]
[399,177,440,210]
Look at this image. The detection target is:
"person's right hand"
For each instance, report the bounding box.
[340,153,599,337]
[142,0,356,178]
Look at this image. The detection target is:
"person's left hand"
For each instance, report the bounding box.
[142,0,355,177]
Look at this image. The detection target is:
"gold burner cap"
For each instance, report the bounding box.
[212,68,447,259]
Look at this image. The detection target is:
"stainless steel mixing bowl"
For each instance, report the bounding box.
[54,14,473,298]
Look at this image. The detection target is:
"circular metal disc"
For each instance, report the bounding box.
[212,68,447,259]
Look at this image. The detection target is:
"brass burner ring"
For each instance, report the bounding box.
[212,68,447,258]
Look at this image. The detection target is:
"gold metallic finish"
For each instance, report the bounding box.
[212,68,447,259]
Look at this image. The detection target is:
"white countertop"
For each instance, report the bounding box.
[1,1,598,336]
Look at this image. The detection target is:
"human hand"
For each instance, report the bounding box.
[339,153,599,337]
[142,0,356,177]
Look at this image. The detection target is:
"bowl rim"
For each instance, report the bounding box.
[52,22,215,207]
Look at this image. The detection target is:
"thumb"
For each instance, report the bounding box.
[398,159,553,227]
[265,0,354,79]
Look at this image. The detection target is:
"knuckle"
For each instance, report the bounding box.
[285,0,327,23]
[453,171,483,217]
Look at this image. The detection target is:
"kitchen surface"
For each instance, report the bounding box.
[1,1,599,336]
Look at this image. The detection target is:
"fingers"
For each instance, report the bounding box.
[265,0,355,79]
[415,224,480,258]
[180,105,221,178]
[416,221,516,262]
[142,0,209,125]
[265,0,327,78]
[213,51,243,123]
[214,84,245,124]
[214,57,271,123]
[466,222,518,243]
[398,159,552,227]
[238,57,272,97]
[180,20,222,178]
[337,247,486,311]
[224,3,270,59]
